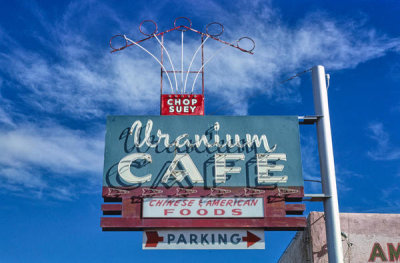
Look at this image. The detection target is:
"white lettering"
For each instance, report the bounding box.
[118,153,152,183]
[162,154,204,183]
[256,153,288,183]
[128,120,277,152]
[117,152,288,185]
[182,99,190,105]
[214,154,245,183]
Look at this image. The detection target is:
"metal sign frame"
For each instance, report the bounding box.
[101,186,305,231]
[105,18,343,259]
[109,17,255,115]
[101,115,306,231]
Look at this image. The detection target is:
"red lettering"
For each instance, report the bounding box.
[212,200,220,206]
[180,209,191,216]
[226,200,233,206]
[214,209,225,216]
[164,209,174,215]
[220,200,226,206]
[197,209,208,216]
[188,200,194,206]
[232,209,242,216]
[156,200,163,206]
[149,200,156,207]
[174,200,180,206]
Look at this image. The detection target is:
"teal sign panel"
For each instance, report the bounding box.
[103,116,303,188]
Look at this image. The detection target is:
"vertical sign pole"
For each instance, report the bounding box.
[312,65,343,263]
[160,34,164,115]
[201,35,205,96]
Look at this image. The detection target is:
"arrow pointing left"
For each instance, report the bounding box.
[145,231,164,247]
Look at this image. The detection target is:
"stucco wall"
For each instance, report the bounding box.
[279,212,400,263]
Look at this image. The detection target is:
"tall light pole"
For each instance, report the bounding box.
[312,65,343,263]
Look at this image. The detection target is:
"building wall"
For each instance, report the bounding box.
[279,212,400,263]
[278,230,311,263]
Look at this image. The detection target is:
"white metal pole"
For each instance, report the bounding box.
[311,65,343,263]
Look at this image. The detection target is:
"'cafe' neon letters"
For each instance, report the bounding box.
[117,120,288,185]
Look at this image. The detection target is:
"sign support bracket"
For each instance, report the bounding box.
[303,193,331,202]
[298,115,321,125]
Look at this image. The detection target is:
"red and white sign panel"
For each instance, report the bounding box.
[161,94,204,115]
[143,229,265,250]
[143,198,264,218]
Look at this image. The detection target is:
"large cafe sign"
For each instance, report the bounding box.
[101,17,308,250]
[101,116,306,231]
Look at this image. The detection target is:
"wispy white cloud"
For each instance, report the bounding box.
[300,134,363,194]
[0,117,104,199]
[367,122,400,161]
[300,135,320,182]
[1,1,400,117]
[1,0,400,198]
[370,186,400,213]
[0,124,103,174]
[0,167,47,189]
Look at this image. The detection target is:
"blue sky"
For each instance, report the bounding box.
[1,0,399,262]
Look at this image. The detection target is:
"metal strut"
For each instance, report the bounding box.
[109,17,255,95]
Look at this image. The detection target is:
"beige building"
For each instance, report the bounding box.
[278,212,400,263]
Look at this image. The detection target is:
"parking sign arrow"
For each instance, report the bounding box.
[242,231,261,248]
[143,229,265,249]
[145,231,164,247]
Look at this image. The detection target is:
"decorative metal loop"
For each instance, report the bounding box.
[107,188,130,196]
[206,22,224,37]
[142,188,163,197]
[243,188,265,196]
[237,37,255,52]
[139,20,158,36]
[277,187,299,196]
[176,188,197,196]
[174,17,192,31]
[210,187,231,196]
[109,34,128,51]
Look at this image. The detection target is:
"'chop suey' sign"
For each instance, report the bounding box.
[103,116,303,188]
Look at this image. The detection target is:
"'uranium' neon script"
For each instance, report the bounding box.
[129,120,277,151]
[103,116,303,188]
[118,120,286,184]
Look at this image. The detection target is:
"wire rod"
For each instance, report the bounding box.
[191,43,230,93]
[181,31,184,93]
[124,35,174,93]
[183,36,210,93]
[279,68,312,85]
[153,34,179,94]
[209,67,313,115]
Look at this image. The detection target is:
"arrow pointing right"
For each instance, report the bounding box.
[242,231,261,248]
